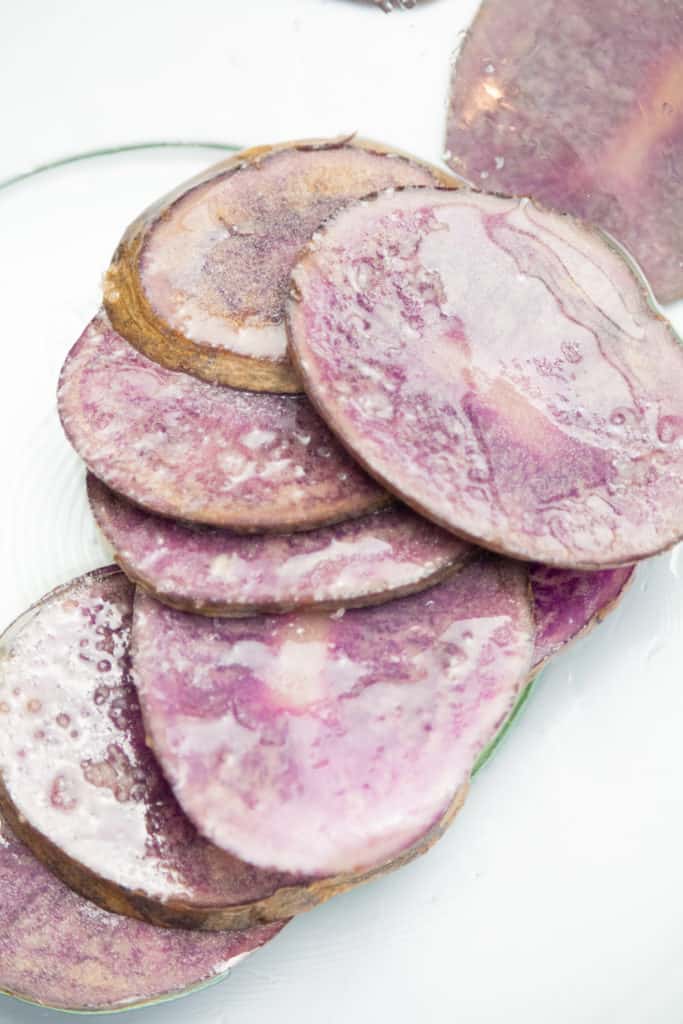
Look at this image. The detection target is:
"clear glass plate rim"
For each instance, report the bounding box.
[0,140,242,195]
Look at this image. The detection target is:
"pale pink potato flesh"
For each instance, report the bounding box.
[57,315,385,531]
[131,558,534,876]
[88,474,471,614]
[287,188,683,568]
[139,144,439,364]
[446,0,683,303]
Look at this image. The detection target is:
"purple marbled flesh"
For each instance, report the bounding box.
[531,564,634,668]
[58,315,385,530]
[131,558,534,876]
[140,144,439,362]
[0,568,292,911]
[288,188,683,568]
[88,474,471,614]
[0,811,280,1013]
[446,0,683,303]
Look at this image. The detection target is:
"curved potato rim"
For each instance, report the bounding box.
[285,184,683,569]
[104,136,460,394]
[86,473,475,617]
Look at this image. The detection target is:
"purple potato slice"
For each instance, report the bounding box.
[531,564,635,669]
[445,0,683,303]
[87,473,473,615]
[0,809,281,1013]
[105,137,456,394]
[0,567,305,930]
[287,188,683,568]
[58,315,387,532]
[131,557,534,877]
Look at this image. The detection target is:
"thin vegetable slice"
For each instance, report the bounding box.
[58,315,386,532]
[105,137,454,393]
[0,809,281,1014]
[531,565,634,669]
[287,188,683,568]
[88,473,472,615]
[131,557,534,877]
[0,568,300,931]
[445,0,683,303]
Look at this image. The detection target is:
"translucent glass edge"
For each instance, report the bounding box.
[472,671,540,776]
[0,964,234,1018]
[0,141,242,194]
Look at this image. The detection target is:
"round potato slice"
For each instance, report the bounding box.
[105,137,456,393]
[0,567,301,931]
[87,473,472,615]
[446,0,683,304]
[531,564,634,669]
[287,188,683,568]
[0,810,281,1014]
[58,315,386,531]
[131,557,534,877]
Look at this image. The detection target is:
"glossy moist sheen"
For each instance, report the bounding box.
[58,315,385,531]
[531,565,634,668]
[0,812,280,1013]
[446,0,683,303]
[288,189,683,568]
[131,558,534,876]
[88,474,471,615]
[105,140,446,392]
[0,568,292,927]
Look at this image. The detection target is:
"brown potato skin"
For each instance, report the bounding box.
[0,774,468,931]
[104,136,460,395]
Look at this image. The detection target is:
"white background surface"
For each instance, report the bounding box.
[2,1,683,1021]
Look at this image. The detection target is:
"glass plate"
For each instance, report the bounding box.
[2,144,683,1024]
